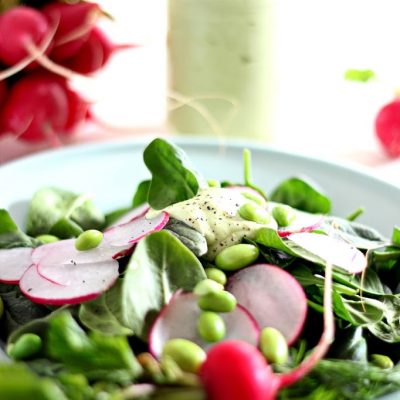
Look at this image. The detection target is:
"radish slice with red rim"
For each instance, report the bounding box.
[148,292,260,358]
[287,232,367,274]
[104,211,169,247]
[32,212,169,267]
[0,248,33,284]
[226,264,307,345]
[37,259,119,286]
[105,203,150,230]
[19,261,118,305]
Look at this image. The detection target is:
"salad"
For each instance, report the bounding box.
[0,138,400,400]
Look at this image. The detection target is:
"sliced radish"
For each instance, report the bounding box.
[287,232,367,274]
[32,212,169,267]
[226,264,307,345]
[19,262,118,305]
[105,203,150,230]
[0,248,33,284]
[148,292,260,358]
[104,211,169,247]
[269,203,324,237]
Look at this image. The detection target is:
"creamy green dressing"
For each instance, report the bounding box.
[147,187,276,260]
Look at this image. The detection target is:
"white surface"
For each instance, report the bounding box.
[0,137,399,237]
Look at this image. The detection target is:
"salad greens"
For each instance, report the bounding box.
[0,137,400,400]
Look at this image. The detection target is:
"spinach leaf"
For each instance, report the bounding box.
[368,295,400,343]
[79,280,133,337]
[79,231,206,339]
[143,138,205,210]
[0,284,49,338]
[0,363,67,400]
[392,226,400,247]
[47,311,142,383]
[328,326,367,362]
[132,180,151,207]
[0,209,38,249]
[270,177,331,214]
[26,187,105,237]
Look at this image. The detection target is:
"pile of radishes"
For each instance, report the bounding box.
[0,1,131,145]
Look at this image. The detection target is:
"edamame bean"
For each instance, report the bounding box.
[239,202,271,224]
[371,354,394,369]
[241,192,265,207]
[0,296,3,320]
[162,339,206,373]
[198,290,237,313]
[259,327,288,365]
[272,205,296,227]
[7,333,42,360]
[193,279,224,296]
[197,311,226,342]
[75,229,103,251]
[205,267,227,286]
[215,244,259,271]
[207,179,221,188]
[36,234,59,244]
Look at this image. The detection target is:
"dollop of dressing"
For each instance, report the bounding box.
[147,188,276,260]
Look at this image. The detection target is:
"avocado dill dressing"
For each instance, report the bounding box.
[146,187,276,259]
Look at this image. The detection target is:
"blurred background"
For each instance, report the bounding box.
[1,0,400,184]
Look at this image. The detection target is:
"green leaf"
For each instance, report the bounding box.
[344,69,376,82]
[0,363,67,400]
[368,295,400,343]
[0,209,39,249]
[132,180,151,207]
[0,284,50,337]
[392,226,400,247]
[26,187,105,237]
[143,138,205,210]
[270,177,331,214]
[47,312,142,383]
[79,231,206,339]
[332,293,385,326]
[79,281,133,337]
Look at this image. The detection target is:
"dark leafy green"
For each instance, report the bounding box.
[143,138,205,209]
[270,177,331,214]
[0,363,67,400]
[132,180,151,207]
[0,284,49,338]
[26,187,105,236]
[0,210,38,249]
[79,231,206,339]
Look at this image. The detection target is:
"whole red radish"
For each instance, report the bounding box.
[0,72,69,144]
[375,98,400,158]
[42,2,101,62]
[200,340,279,400]
[0,6,50,66]
[62,27,134,75]
[0,80,7,107]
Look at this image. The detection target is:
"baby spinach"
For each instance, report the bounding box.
[79,231,206,339]
[47,312,142,384]
[0,210,38,249]
[143,138,205,210]
[26,187,105,237]
[270,177,332,214]
[132,179,151,207]
[0,363,67,400]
